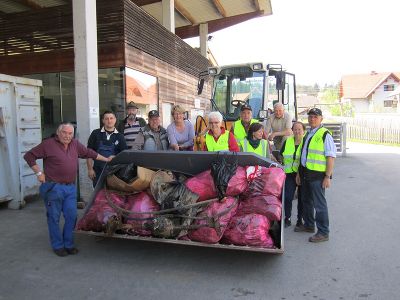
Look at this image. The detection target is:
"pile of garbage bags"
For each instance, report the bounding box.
[76,159,285,249]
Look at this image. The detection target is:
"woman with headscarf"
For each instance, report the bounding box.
[240,122,271,158]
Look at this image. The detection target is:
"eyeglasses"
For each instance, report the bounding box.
[209,121,219,124]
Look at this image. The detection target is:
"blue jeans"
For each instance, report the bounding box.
[39,182,77,250]
[284,173,303,222]
[301,178,329,236]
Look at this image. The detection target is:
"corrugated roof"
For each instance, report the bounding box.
[341,72,400,99]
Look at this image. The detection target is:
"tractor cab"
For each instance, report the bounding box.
[195,63,297,150]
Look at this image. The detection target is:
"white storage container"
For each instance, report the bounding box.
[0,73,42,209]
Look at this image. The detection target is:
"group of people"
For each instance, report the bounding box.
[24,100,335,257]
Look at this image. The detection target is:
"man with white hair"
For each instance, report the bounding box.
[24,123,112,257]
[265,103,293,151]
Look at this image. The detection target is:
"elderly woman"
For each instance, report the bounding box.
[167,105,195,151]
[204,111,239,152]
[280,121,305,228]
[240,122,271,158]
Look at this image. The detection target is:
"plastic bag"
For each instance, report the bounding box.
[185,170,218,202]
[187,196,238,244]
[76,189,125,232]
[211,153,238,199]
[243,166,286,199]
[238,195,282,221]
[123,192,160,236]
[114,163,137,183]
[222,213,274,248]
[226,166,248,197]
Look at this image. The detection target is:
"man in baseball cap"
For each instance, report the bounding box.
[131,110,169,151]
[307,107,323,116]
[231,103,259,143]
[295,106,336,243]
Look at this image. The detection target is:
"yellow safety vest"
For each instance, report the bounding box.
[205,131,230,152]
[305,127,330,172]
[282,136,303,174]
[240,139,269,158]
[233,119,258,143]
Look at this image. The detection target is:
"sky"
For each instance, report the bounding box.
[185,0,400,86]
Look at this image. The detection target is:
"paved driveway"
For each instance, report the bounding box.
[0,143,399,300]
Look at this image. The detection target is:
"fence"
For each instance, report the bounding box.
[347,125,400,144]
[341,115,400,145]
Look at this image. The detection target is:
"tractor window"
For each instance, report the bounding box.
[213,78,228,113]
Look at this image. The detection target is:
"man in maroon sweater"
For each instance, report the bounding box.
[24,123,112,257]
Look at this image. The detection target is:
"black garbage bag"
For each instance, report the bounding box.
[107,163,137,184]
[150,176,200,238]
[210,153,238,199]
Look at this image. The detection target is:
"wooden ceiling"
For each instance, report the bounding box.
[0,0,272,39]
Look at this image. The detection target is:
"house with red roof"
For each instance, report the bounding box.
[340,71,400,113]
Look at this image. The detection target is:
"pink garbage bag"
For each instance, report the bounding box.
[238,195,282,221]
[226,166,248,197]
[124,192,160,236]
[222,213,274,248]
[185,170,218,202]
[187,196,238,244]
[243,167,285,199]
[76,189,125,232]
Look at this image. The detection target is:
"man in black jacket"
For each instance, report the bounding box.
[117,101,146,149]
[87,111,127,187]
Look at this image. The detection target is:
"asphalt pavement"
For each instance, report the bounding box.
[0,142,399,300]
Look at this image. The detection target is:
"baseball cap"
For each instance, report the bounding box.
[307,107,322,116]
[240,103,252,111]
[126,101,138,109]
[148,110,160,118]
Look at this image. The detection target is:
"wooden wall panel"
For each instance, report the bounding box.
[0,42,124,76]
[125,44,211,120]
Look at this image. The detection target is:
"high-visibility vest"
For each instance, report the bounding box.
[282,136,303,174]
[305,127,330,172]
[205,131,230,152]
[240,139,269,158]
[233,119,258,143]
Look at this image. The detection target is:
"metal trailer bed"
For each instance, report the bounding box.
[76,151,285,254]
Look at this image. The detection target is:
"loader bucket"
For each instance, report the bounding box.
[76,151,285,254]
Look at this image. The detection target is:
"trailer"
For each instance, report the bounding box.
[76,151,285,254]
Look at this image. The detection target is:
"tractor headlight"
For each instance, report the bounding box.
[208,68,218,75]
[252,63,263,70]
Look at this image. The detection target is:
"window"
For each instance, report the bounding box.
[384,100,398,108]
[384,84,395,91]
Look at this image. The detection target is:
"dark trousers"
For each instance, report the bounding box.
[284,173,303,222]
[301,176,329,236]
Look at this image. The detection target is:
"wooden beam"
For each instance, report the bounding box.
[130,0,161,6]
[212,0,226,18]
[175,11,263,39]
[12,0,43,10]
[175,0,196,25]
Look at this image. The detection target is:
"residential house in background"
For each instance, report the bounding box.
[340,71,400,113]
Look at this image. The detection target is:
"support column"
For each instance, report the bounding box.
[199,23,208,58]
[72,0,99,200]
[162,0,175,33]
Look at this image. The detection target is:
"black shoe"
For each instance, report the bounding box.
[295,220,303,227]
[53,248,68,257]
[284,218,291,228]
[65,247,79,255]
